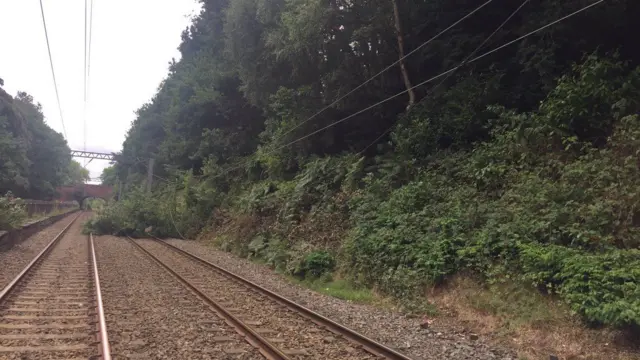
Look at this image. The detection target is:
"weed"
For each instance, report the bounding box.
[300,279,376,304]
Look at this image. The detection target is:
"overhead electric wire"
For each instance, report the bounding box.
[84,0,95,146]
[204,0,604,179]
[273,0,494,143]
[88,0,94,81]
[153,0,603,240]
[38,0,67,139]
[276,0,604,153]
[84,0,87,153]
[114,0,604,186]
[359,0,531,154]
[83,0,94,169]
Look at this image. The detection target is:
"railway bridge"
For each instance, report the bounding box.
[56,183,113,204]
[55,150,116,204]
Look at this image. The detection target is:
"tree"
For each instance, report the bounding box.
[94,0,640,332]
[15,92,71,198]
[100,165,118,186]
[0,89,74,199]
[391,0,415,108]
[64,160,90,185]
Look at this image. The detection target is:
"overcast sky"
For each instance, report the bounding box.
[0,0,201,181]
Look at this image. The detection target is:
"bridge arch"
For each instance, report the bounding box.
[56,184,114,204]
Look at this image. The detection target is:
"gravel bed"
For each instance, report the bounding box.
[94,236,264,359]
[0,212,96,359]
[0,212,78,290]
[165,238,518,360]
[137,239,377,360]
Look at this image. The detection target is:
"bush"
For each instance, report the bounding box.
[85,187,180,237]
[393,72,503,158]
[247,233,291,271]
[0,193,26,230]
[105,56,640,329]
[519,243,640,328]
[237,155,359,224]
[343,58,640,328]
[295,250,336,279]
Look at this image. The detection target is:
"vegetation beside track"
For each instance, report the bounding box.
[0,83,90,230]
[87,0,640,342]
[0,194,26,230]
[0,87,90,200]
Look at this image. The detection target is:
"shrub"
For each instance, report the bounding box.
[0,193,26,230]
[295,250,336,279]
[519,243,640,328]
[237,155,359,224]
[539,55,640,144]
[393,72,503,158]
[343,58,640,328]
[85,187,180,237]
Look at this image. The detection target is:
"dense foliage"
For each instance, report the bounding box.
[65,160,90,186]
[0,84,83,229]
[93,0,640,328]
[0,86,79,199]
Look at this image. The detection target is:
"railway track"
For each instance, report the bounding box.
[130,237,413,360]
[0,212,111,360]
[95,235,265,359]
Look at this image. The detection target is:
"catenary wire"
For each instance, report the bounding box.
[205,0,605,179]
[273,0,494,143]
[149,0,604,237]
[359,0,531,154]
[83,0,94,163]
[39,0,67,139]
[84,0,87,159]
[113,0,605,186]
[276,0,604,153]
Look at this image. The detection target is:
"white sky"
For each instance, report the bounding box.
[0,0,201,181]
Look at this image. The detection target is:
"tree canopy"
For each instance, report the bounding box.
[113,0,640,182]
[0,87,76,199]
[99,165,117,186]
[64,160,90,186]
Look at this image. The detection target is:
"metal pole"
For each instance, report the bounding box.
[123,168,130,200]
[146,158,155,193]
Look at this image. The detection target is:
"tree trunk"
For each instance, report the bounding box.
[391,0,415,108]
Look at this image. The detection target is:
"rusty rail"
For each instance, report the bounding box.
[149,237,413,360]
[0,213,112,359]
[0,211,81,300]
[125,236,291,360]
[0,212,112,359]
[90,233,112,360]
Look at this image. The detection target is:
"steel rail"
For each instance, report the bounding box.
[125,237,290,360]
[150,237,413,360]
[0,211,82,300]
[90,233,112,360]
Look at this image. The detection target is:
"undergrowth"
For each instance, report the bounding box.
[296,279,376,304]
[0,193,26,231]
[90,57,640,330]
